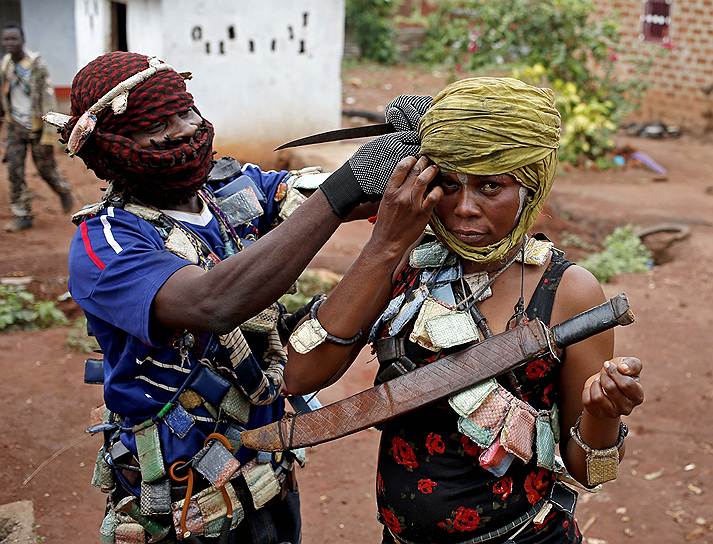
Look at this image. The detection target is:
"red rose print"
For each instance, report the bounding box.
[390,436,419,470]
[492,476,513,501]
[453,506,481,532]
[417,478,438,494]
[438,507,481,533]
[380,507,403,534]
[376,471,385,496]
[460,435,481,457]
[525,358,550,380]
[524,468,552,505]
[425,432,446,456]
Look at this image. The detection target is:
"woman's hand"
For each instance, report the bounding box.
[368,155,442,254]
[582,356,644,420]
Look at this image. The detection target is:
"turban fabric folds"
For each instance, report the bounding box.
[418,77,561,263]
[61,51,214,196]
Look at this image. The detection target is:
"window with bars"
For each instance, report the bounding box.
[641,0,672,43]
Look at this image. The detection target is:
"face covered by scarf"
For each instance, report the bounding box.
[60,51,215,202]
[418,77,561,264]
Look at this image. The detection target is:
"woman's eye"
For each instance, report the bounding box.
[437,176,460,191]
[481,182,502,194]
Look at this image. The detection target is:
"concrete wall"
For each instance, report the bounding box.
[159,0,345,164]
[126,0,162,57]
[20,0,77,88]
[74,0,111,70]
[595,0,713,133]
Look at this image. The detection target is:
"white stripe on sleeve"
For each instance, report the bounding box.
[100,207,124,254]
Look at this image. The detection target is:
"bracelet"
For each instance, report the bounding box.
[289,296,362,354]
[569,415,628,487]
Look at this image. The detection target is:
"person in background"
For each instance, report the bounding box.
[0,22,73,232]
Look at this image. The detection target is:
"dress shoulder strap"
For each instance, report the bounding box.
[525,245,574,326]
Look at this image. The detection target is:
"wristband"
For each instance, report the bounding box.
[569,415,628,486]
[289,296,362,354]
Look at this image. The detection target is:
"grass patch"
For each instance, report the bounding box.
[0,284,68,331]
[579,226,652,283]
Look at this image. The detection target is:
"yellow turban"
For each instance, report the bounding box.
[418,77,561,263]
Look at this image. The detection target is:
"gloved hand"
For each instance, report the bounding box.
[384,94,433,131]
[319,130,420,218]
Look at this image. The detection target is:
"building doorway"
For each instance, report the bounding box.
[110,1,128,52]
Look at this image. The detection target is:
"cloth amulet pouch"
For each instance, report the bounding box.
[134,421,166,483]
[409,295,453,351]
[500,399,537,462]
[425,310,479,349]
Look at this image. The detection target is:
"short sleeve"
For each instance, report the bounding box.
[68,207,193,346]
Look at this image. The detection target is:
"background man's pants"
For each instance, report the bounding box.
[5,121,71,219]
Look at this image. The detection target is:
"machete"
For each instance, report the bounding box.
[241,293,635,451]
[274,122,395,150]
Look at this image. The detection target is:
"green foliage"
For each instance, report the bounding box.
[414,0,653,163]
[279,269,342,313]
[346,0,400,64]
[0,284,68,331]
[66,316,101,353]
[579,226,652,283]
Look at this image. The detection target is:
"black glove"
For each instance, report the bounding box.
[384,94,433,131]
[319,130,420,218]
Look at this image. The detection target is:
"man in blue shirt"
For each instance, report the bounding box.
[53,51,427,542]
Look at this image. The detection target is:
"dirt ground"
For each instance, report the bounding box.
[1,65,712,544]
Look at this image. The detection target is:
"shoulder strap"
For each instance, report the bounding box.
[525,248,573,326]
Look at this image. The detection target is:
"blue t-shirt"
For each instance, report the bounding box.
[68,164,290,470]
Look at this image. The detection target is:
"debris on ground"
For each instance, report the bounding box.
[623,121,682,139]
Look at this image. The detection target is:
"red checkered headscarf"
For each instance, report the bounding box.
[61,51,214,200]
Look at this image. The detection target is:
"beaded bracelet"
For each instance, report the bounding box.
[569,415,628,487]
[289,295,362,354]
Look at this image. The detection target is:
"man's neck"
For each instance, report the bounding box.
[10,50,26,63]
[164,194,202,213]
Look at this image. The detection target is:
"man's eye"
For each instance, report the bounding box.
[178,109,193,119]
[145,122,166,134]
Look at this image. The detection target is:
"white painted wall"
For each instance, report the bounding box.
[21,0,77,87]
[159,0,345,160]
[74,0,111,70]
[125,0,162,57]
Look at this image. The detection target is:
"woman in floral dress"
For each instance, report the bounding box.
[285,78,644,543]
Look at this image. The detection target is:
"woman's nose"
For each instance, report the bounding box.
[453,189,483,217]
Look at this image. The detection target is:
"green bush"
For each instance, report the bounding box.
[579,226,652,283]
[0,284,68,331]
[414,0,653,164]
[66,316,101,353]
[346,0,400,64]
[279,269,342,313]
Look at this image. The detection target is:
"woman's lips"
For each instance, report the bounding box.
[452,229,488,245]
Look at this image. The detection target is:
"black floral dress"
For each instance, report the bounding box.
[375,249,583,544]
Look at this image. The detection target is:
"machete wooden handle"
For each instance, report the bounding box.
[551,293,634,349]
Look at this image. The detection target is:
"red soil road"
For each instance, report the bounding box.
[1,66,713,542]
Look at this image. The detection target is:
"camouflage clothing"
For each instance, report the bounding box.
[5,120,70,218]
[1,52,71,219]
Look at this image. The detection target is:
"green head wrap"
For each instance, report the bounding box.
[418,77,561,263]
